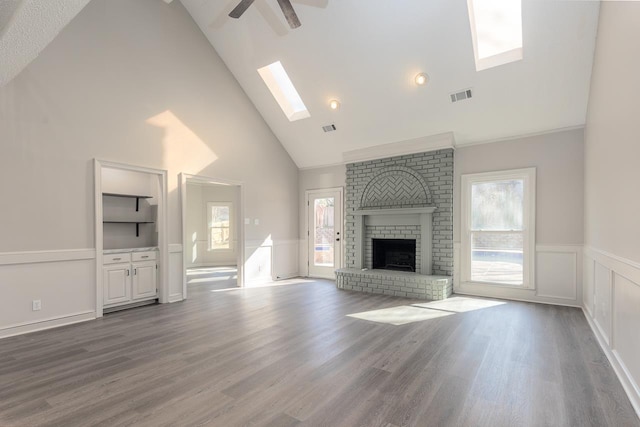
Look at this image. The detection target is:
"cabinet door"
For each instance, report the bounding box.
[103,264,131,305]
[132,261,157,300]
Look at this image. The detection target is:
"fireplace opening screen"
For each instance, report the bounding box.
[372,239,416,272]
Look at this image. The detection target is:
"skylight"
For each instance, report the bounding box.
[467,0,523,71]
[257,61,310,122]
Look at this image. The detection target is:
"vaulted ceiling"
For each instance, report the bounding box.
[1,0,600,169]
[180,0,600,168]
[0,0,92,87]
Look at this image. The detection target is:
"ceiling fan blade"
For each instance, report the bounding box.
[229,0,257,19]
[276,0,301,29]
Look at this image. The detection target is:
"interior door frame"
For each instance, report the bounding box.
[179,173,245,299]
[306,187,344,278]
[94,159,169,318]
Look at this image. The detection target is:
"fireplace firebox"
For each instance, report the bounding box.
[372,239,416,272]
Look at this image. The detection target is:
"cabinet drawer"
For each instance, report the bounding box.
[104,253,131,264]
[132,251,157,262]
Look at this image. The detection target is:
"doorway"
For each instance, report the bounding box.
[180,174,244,298]
[307,188,343,278]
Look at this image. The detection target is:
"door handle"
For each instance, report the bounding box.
[126,269,130,276]
[336,238,340,241]
[134,268,137,275]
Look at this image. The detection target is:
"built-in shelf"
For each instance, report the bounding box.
[103,193,153,211]
[103,221,154,237]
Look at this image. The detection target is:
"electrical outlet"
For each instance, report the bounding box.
[32,300,42,311]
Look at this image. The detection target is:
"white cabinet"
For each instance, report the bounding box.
[132,260,157,300]
[103,264,131,305]
[103,250,157,308]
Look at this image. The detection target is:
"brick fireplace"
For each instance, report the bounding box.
[336,149,454,300]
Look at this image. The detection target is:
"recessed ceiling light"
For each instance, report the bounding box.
[415,73,429,86]
[329,99,341,110]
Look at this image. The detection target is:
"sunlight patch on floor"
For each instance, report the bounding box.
[347,306,453,326]
[347,296,507,325]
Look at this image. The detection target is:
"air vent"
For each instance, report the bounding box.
[322,124,337,132]
[450,89,473,103]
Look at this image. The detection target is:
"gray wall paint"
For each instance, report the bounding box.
[584,2,640,263]
[0,0,298,329]
[454,128,585,245]
[0,0,299,252]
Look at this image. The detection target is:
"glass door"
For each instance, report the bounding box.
[307,189,343,278]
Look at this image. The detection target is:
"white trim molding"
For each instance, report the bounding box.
[583,246,640,418]
[342,132,455,164]
[0,248,98,339]
[94,159,170,316]
[0,249,95,266]
[0,311,95,340]
[460,167,536,289]
[180,173,245,298]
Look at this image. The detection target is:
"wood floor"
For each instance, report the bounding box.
[0,279,638,427]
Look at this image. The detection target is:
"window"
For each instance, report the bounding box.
[257,61,310,122]
[461,168,535,288]
[467,0,523,71]
[207,202,232,251]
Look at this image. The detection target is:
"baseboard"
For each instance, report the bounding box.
[187,263,236,268]
[582,307,640,419]
[275,272,299,281]
[168,293,184,303]
[453,289,580,308]
[0,311,96,340]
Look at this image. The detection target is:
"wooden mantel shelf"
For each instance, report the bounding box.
[353,207,437,216]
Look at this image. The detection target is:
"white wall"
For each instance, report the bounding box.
[583,1,640,416]
[454,129,585,306]
[298,165,346,276]
[185,182,238,268]
[0,0,298,336]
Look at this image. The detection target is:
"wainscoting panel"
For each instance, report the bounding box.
[583,247,640,418]
[273,240,299,280]
[0,249,96,339]
[614,275,640,394]
[535,246,580,300]
[594,262,612,344]
[454,243,582,306]
[168,243,184,303]
[245,241,273,285]
[583,255,595,316]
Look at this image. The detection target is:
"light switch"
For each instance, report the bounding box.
[244,218,250,225]
[254,219,260,225]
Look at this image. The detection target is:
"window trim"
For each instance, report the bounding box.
[460,168,536,289]
[207,201,233,252]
